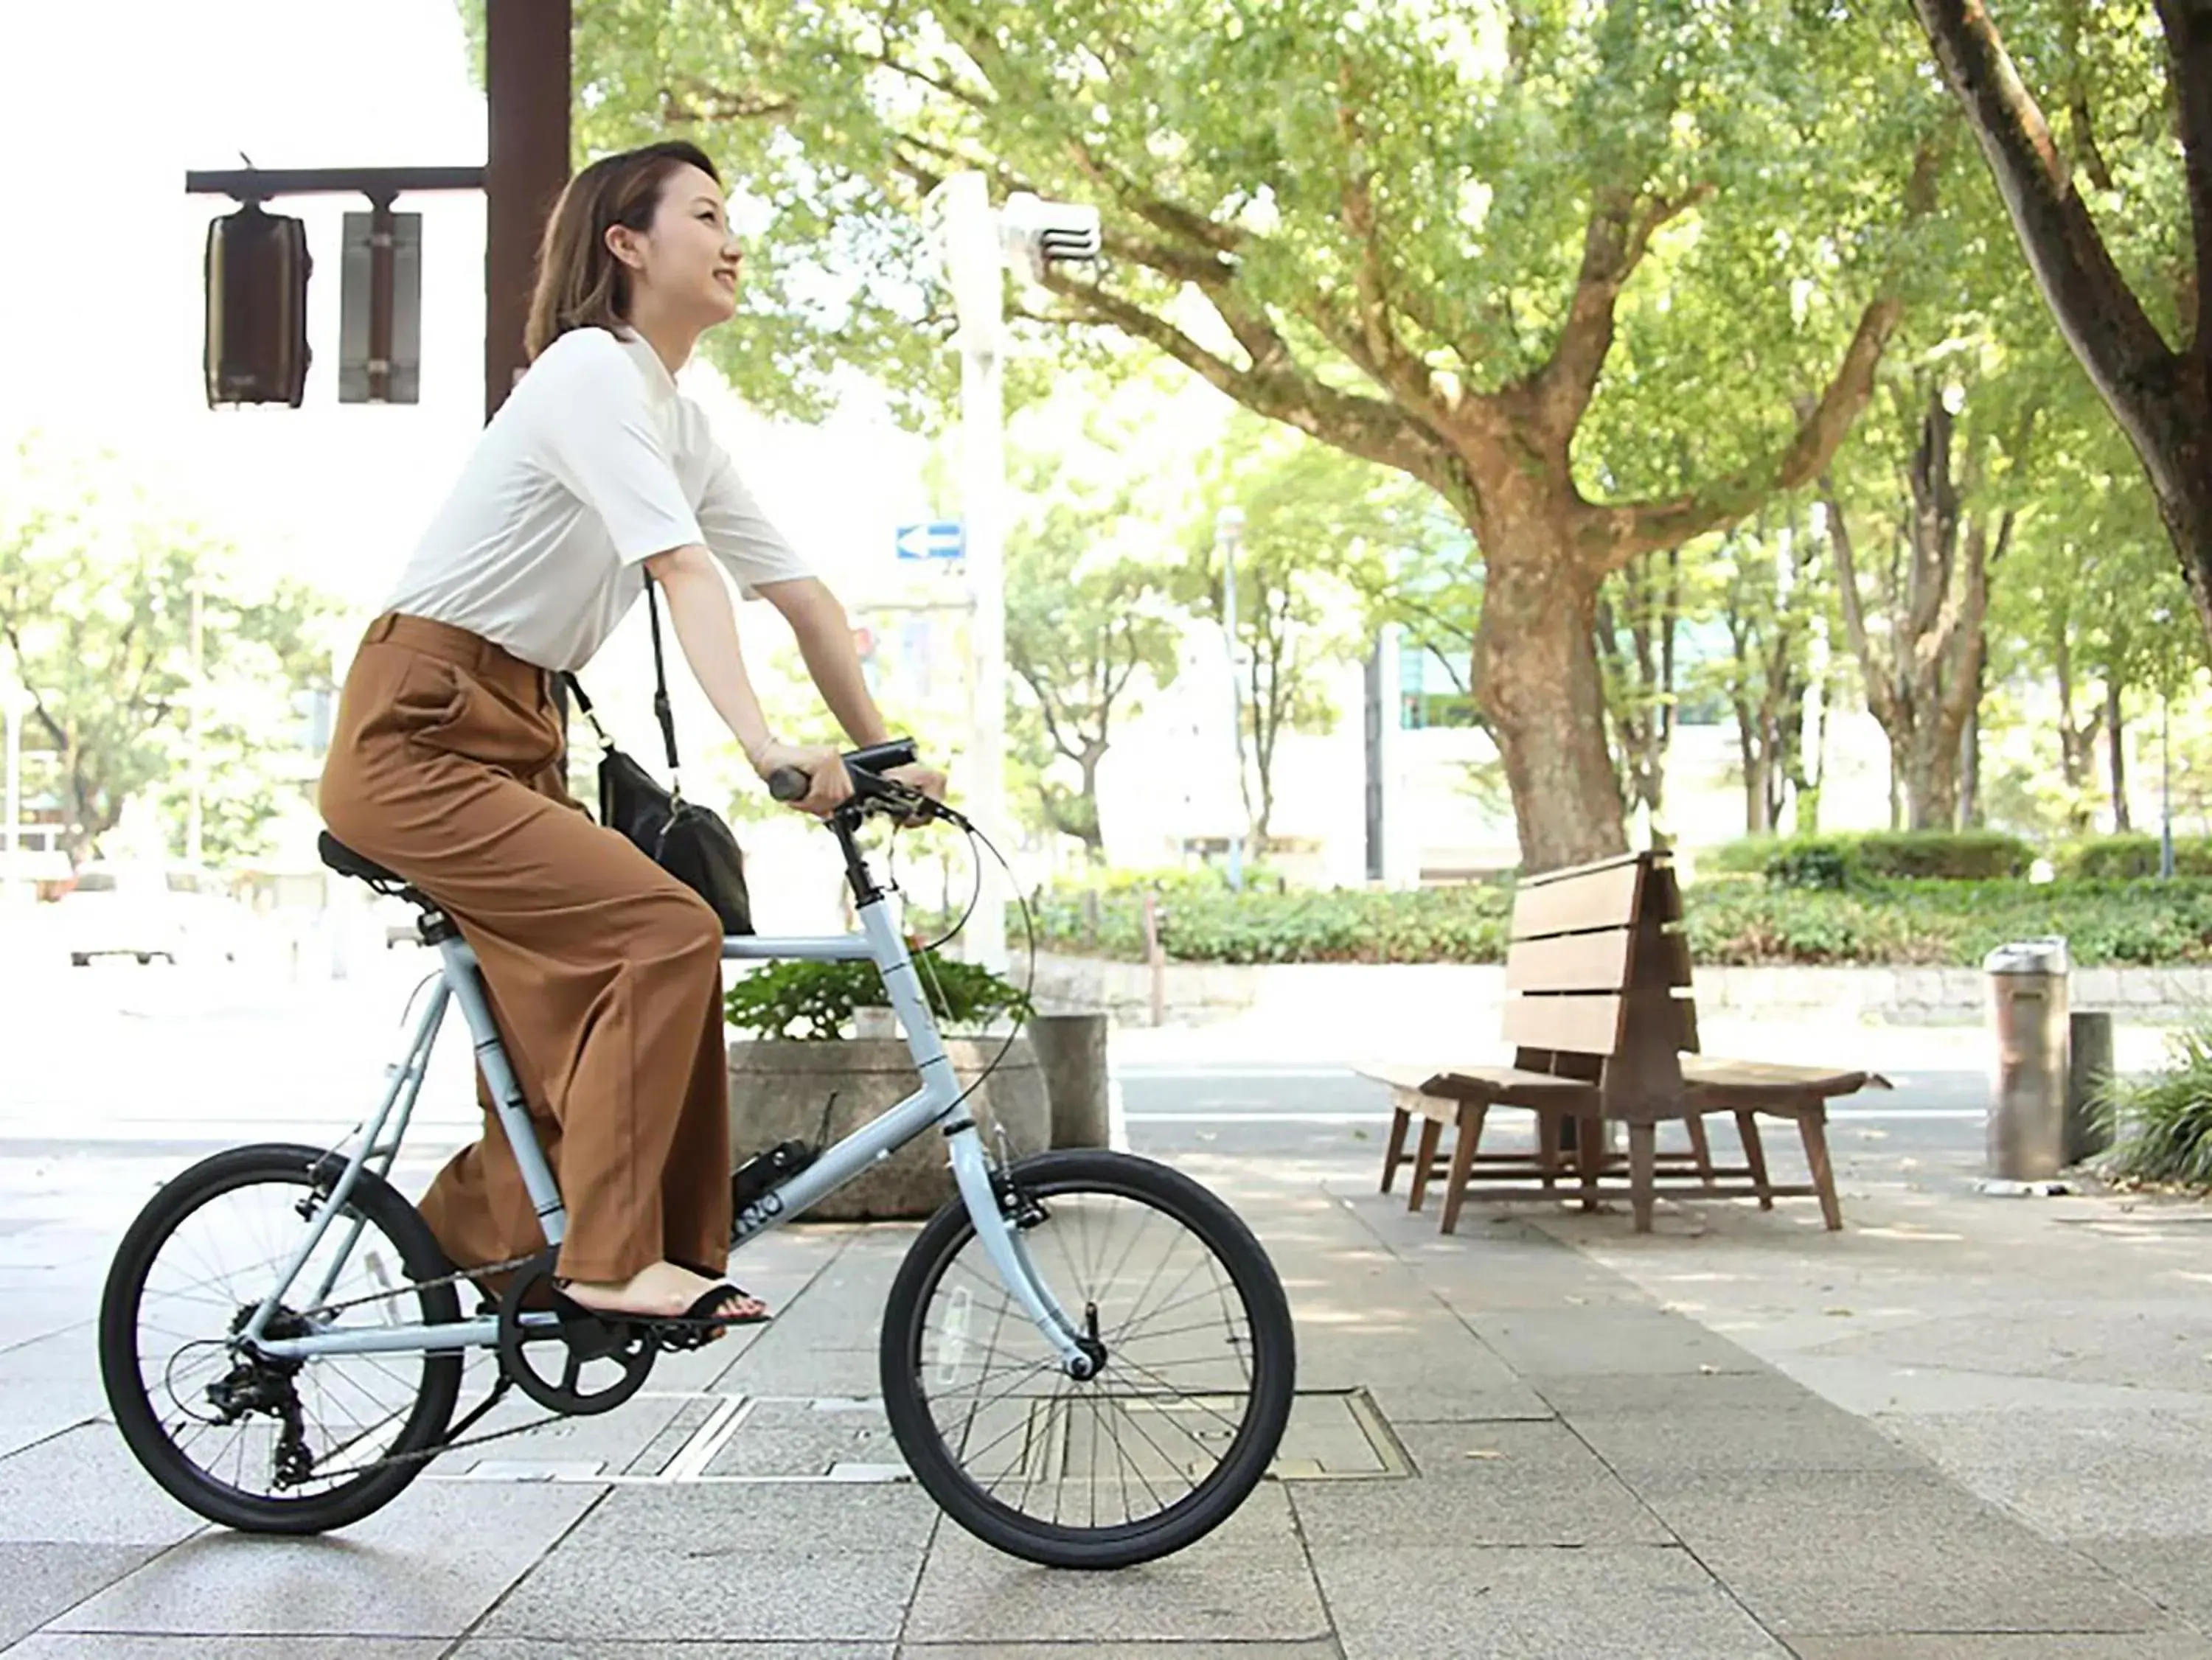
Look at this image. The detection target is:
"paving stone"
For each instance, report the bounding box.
[51,1482,602,1639]
[8,1638,449,1658]
[1568,1401,1926,1476]
[1470,1308,1770,1379]
[0,1542,163,1650]
[479,1483,936,1643]
[1288,1420,1669,1548]
[900,1644,1343,1659]
[1312,1543,1788,1660]
[456,1644,891,1660]
[2081,1538,2212,1629]
[902,1485,1326,1645]
[1784,1636,2212,1659]
[1635,1470,2168,1636]
[0,1422,206,1546]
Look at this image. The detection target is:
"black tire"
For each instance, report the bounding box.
[99,1142,464,1533]
[880,1149,1295,1569]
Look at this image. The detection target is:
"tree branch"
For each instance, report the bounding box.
[2154,0,2212,357]
[1912,0,2183,405]
[1526,184,1714,439]
[1586,296,1905,568]
[1822,482,1899,733]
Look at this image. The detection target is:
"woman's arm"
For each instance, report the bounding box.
[759,577,889,747]
[642,545,851,815]
[762,576,948,803]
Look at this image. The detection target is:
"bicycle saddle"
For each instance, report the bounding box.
[317,831,408,891]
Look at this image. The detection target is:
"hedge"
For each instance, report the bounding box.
[2053,834,2212,880]
[988,875,2212,968]
[1704,831,2034,887]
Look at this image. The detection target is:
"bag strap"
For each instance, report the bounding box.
[557,575,683,795]
[644,575,681,781]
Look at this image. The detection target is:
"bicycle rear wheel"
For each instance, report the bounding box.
[880,1149,1295,1569]
[99,1142,464,1533]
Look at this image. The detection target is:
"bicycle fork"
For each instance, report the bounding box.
[945,1123,1096,1378]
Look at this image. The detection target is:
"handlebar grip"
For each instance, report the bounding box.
[767,767,810,802]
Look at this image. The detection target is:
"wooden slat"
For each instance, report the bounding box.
[1505,927,1635,994]
[1510,859,1644,940]
[1500,991,1624,1056]
[1683,1056,1886,1098]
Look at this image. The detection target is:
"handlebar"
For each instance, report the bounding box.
[768,738,940,821]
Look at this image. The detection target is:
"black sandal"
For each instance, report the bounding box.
[551,1281,772,1353]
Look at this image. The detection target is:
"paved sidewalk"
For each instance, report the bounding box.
[4,1106,2212,1656]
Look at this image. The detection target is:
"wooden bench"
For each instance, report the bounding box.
[1365,850,1886,1235]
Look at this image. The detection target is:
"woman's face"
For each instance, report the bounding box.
[616,163,742,329]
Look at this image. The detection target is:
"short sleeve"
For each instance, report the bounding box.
[697,444,814,598]
[529,332,705,564]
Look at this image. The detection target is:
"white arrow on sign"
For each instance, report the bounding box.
[895,520,966,561]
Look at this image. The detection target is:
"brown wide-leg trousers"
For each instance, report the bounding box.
[318,613,731,1285]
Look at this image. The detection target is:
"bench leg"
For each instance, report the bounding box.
[1685,1114,1717,1187]
[1798,1106,1844,1230]
[1380,1105,1411,1194]
[1627,1121,1658,1233]
[1407,1115,1443,1213]
[1735,1112,1774,1210]
[1574,1115,1604,1212]
[1440,1102,1487,1235]
[1535,1112,1560,1192]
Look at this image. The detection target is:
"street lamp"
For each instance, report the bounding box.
[919,175,1102,970]
[1213,505,1248,890]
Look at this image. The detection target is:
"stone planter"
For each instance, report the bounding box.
[726,1033,1048,1221]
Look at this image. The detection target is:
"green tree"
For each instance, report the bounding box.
[0,442,330,865]
[1912,0,2211,641]
[1705,506,1827,836]
[1183,416,1410,845]
[1004,495,1181,861]
[559,0,1942,869]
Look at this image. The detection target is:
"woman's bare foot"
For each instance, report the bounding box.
[558,1259,768,1322]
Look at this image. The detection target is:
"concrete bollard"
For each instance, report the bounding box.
[2065,1010,2115,1165]
[1029,1011,1110,1148]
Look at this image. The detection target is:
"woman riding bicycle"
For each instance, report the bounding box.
[318,139,943,1333]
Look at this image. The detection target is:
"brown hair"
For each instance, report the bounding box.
[524,140,723,360]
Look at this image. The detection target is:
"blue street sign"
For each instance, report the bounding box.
[895,520,965,562]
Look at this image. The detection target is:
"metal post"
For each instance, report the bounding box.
[1215,506,1246,890]
[366,194,397,405]
[2161,694,2174,879]
[187,572,204,865]
[484,0,571,423]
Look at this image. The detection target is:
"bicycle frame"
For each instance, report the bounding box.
[245,882,1088,1374]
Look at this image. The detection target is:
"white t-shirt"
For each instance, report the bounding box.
[382,326,813,671]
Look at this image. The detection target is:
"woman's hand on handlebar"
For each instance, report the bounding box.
[883,761,947,822]
[753,739,852,817]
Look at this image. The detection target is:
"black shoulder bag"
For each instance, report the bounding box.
[561,577,755,936]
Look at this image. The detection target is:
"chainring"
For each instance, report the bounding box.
[494,1249,655,1416]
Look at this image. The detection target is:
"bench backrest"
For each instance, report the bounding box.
[1501,850,1697,1109]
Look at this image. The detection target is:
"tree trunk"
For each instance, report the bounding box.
[1475,526,1625,871]
[2107,682,2132,831]
[1913,0,2212,657]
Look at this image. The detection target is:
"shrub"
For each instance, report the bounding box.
[2054,834,2212,880]
[725,950,1032,1041]
[987,873,2212,968]
[1706,831,2035,888]
[2095,1025,2212,1188]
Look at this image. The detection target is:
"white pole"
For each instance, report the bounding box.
[4,694,20,900]
[961,327,1009,972]
[187,572,204,866]
[1215,506,1246,890]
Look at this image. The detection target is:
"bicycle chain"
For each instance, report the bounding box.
[259,1249,571,1485]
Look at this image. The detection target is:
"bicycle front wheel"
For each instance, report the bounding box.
[880,1149,1295,1569]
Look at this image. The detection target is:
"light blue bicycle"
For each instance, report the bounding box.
[97,742,1295,1568]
